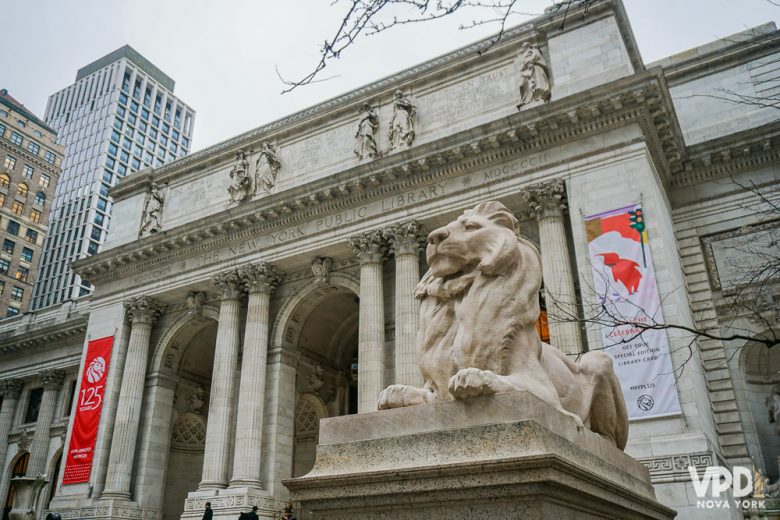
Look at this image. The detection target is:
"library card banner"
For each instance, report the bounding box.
[63,335,114,484]
[584,204,680,420]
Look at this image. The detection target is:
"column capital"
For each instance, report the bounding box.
[0,379,24,398]
[124,295,165,326]
[523,179,567,221]
[212,270,244,301]
[349,230,387,265]
[238,263,283,294]
[39,369,66,390]
[385,220,427,257]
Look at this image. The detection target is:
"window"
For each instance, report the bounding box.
[117,163,127,176]
[6,306,19,318]
[96,197,108,211]
[141,108,149,121]
[44,151,55,164]
[25,388,43,423]
[162,123,170,134]
[2,239,14,254]
[149,128,158,139]
[117,106,126,117]
[128,114,137,125]
[30,209,41,223]
[111,129,120,142]
[131,158,140,170]
[94,213,105,226]
[130,100,139,113]
[21,247,32,262]
[27,141,40,155]
[7,220,19,236]
[90,227,102,241]
[87,241,98,255]
[24,229,37,244]
[38,174,50,188]
[15,267,29,283]
[0,193,5,206]
[0,173,9,187]
[0,123,4,136]
[33,129,42,138]
[152,116,160,127]
[139,121,147,132]
[10,286,23,302]
[172,129,180,141]
[22,164,33,178]
[4,155,16,169]
[34,192,44,205]
[10,203,22,219]
[17,120,26,128]
[106,157,115,169]
[119,92,128,105]
[17,183,28,197]
[10,131,22,146]
[102,171,113,184]
[0,281,4,295]
[114,117,122,130]
[0,259,9,274]
[160,135,167,146]
[0,109,6,118]
[108,143,118,156]
[120,150,129,163]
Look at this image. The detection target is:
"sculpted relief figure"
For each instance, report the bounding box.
[354,102,380,160]
[517,42,551,109]
[228,149,252,203]
[767,384,780,434]
[256,141,281,193]
[140,182,165,237]
[378,201,629,450]
[388,90,416,150]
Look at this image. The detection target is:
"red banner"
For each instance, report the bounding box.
[63,336,114,484]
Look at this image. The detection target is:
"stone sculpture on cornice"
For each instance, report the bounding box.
[354,102,380,160]
[228,149,253,203]
[140,182,165,237]
[388,90,416,151]
[256,142,282,193]
[517,42,551,109]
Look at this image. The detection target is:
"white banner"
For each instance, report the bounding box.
[584,204,681,420]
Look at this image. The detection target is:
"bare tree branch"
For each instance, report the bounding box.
[276,0,592,93]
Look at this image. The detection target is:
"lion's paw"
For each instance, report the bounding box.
[378,384,430,410]
[448,368,501,399]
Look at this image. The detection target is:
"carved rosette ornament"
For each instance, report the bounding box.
[123,295,165,326]
[39,369,65,390]
[349,230,387,264]
[0,379,23,398]
[311,257,334,286]
[385,220,427,257]
[238,262,283,294]
[523,179,567,221]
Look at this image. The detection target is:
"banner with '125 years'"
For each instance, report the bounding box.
[63,336,114,484]
[584,204,681,420]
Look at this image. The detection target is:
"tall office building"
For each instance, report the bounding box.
[31,46,195,309]
[0,90,63,317]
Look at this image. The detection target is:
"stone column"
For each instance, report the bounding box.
[27,369,65,476]
[230,263,282,488]
[386,221,426,387]
[102,296,163,499]
[349,230,387,413]
[200,270,243,490]
[524,180,583,355]
[0,379,24,505]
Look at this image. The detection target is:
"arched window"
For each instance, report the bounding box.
[17,183,28,197]
[0,173,9,188]
[34,192,45,205]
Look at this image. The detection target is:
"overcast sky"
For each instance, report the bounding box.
[2,0,777,153]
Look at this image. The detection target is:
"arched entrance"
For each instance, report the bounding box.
[4,451,29,513]
[43,448,62,512]
[276,275,360,478]
[740,338,780,480]
[152,309,219,520]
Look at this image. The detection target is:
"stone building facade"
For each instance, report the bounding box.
[0,90,63,318]
[0,1,779,519]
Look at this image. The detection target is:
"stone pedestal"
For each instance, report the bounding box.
[284,392,676,519]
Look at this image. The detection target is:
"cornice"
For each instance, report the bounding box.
[671,121,780,188]
[0,135,63,175]
[111,1,630,199]
[75,71,685,285]
[0,317,87,354]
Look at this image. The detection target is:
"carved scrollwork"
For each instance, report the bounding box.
[349,230,387,264]
[123,295,165,326]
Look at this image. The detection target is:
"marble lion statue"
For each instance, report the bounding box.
[378,200,629,450]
